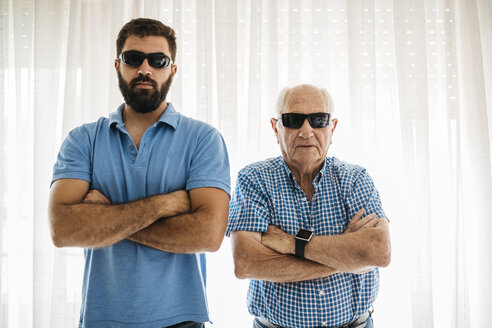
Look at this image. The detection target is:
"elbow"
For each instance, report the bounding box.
[232,248,254,279]
[203,231,225,253]
[52,236,65,248]
[375,246,391,267]
[362,230,391,268]
[201,213,227,252]
[205,237,223,253]
[233,257,250,279]
[49,213,71,248]
[50,227,67,248]
[48,208,68,248]
[371,238,391,268]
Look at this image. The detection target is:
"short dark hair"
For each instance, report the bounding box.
[116,18,177,62]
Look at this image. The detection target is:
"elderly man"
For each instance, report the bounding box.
[48,18,230,328]
[227,84,391,328]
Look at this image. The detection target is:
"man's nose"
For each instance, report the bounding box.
[138,58,152,76]
[298,118,314,137]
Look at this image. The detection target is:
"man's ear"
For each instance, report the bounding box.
[114,59,120,72]
[270,118,280,144]
[331,118,338,133]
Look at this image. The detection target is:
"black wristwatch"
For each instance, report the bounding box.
[295,229,313,258]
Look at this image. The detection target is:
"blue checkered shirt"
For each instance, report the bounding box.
[227,156,386,328]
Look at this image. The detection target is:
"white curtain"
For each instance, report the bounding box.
[1,0,491,327]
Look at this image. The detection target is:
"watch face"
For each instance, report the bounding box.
[297,229,313,240]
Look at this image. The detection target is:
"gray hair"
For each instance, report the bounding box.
[274,85,334,115]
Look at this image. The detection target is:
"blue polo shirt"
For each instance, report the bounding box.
[52,103,230,328]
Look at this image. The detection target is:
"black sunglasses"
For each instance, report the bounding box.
[279,112,331,129]
[119,50,173,68]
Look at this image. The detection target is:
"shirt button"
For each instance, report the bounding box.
[319,290,325,296]
[322,322,328,326]
[302,197,308,202]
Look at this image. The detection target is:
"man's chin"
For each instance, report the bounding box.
[133,88,156,96]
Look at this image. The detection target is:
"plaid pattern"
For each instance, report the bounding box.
[227,156,386,328]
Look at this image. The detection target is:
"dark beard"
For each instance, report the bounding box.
[117,71,173,114]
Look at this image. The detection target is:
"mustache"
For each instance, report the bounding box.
[129,75,158,89]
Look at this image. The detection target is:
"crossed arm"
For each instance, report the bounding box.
[48,178,230,252]
[231,209,391,283]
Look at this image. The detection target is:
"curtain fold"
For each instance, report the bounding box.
[1,0,491,327]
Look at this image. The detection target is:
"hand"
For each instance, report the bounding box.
[261,225,294,255]
[345,208,380,233]
[168,190,191,215]
[83,189,111,205]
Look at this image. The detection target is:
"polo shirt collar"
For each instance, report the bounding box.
[157,103,180,129]
[109,102,180,130]
[109,103,125,128]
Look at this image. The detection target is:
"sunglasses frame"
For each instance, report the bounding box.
[119,50,173,69]
[279,112,331,129]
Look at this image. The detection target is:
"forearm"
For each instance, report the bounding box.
[50,192,187,248]
[236,252,338,283]
[232,231,337,283]
[305,223,391,272]
[127,187,229,253]
[127,209,227,253]
[262,220,391,273]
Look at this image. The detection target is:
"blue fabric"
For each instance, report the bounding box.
[52,103,230,328]
[227,156,386,328]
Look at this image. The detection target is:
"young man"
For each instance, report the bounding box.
[48,18,230,328]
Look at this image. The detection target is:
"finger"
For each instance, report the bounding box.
[358,216,380,230]
[351,213,375,230]
[348,208,365,227]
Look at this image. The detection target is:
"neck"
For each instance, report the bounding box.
[287,160,324,200]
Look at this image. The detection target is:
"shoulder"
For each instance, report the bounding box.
[178,115,218,136]
[238,157,284,180]
[326,157,377,197]
[328,157,367,179]
[64,117,109,144]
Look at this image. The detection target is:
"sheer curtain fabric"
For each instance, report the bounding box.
[0,0,491,327]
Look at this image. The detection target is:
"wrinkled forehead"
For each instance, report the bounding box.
[283,87,330,114]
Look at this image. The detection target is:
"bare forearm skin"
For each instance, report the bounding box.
[232,231,337,283]
[127,187,230,253]
[127,210,226,254]
[261,219,391,273]
[304,220,391,272]
[49,192,187,248]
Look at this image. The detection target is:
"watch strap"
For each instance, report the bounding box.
[295,237,308,258]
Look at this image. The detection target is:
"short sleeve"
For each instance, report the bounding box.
[51,126,93,185]
[345,169,387,220]
[226,169,271,236]
[186,128,231,195]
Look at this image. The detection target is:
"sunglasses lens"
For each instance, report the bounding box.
[121,51,145,66]
[120,51,172,68]
[148,54,171,68]
[309,113,330,128]
[281,113,305,129]
[281,113,330,129]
